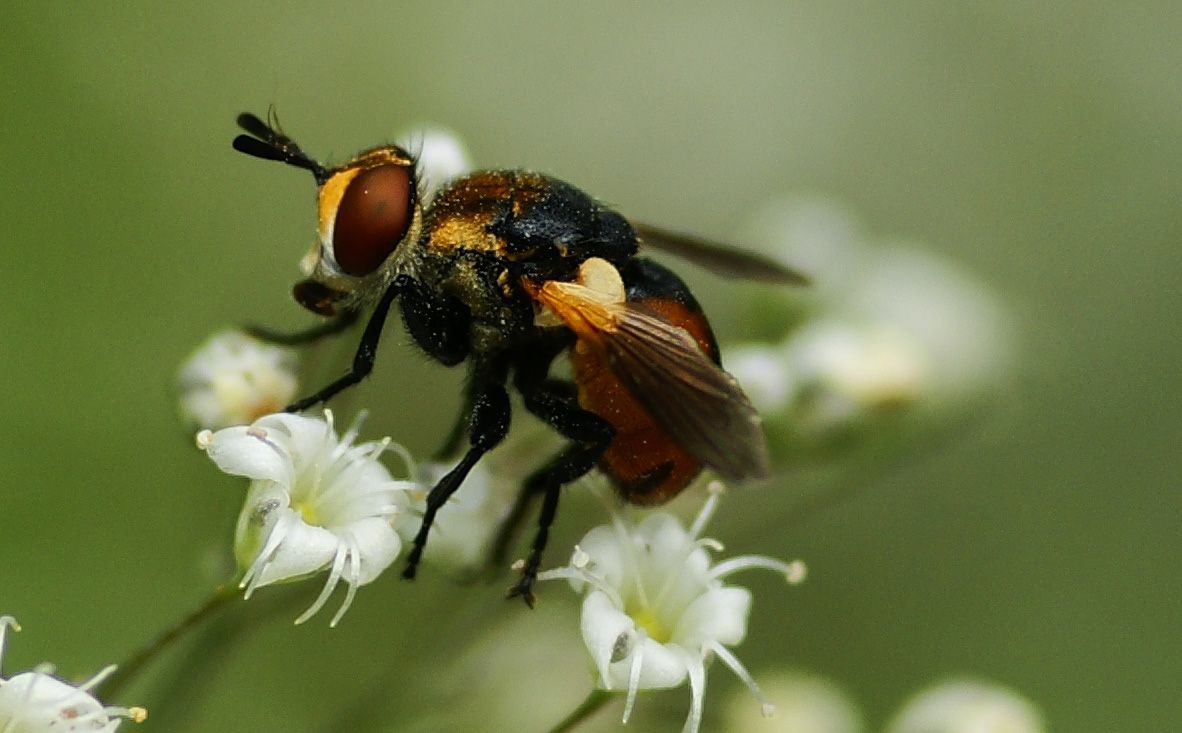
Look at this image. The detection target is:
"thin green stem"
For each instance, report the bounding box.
[98,584,236,700]
[546,688,612,733]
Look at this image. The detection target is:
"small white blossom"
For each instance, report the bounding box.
[176,330,298,431]
[0,617,146,732]
[396,126,473,205]
[397,421,559,574]
[843,245,1014,402]
[725,343,796,415]
[197,411,416,626]
[541,486,805,733]
[724,672,864,733]
[783,319,928,432]
[398,460,517,573]
[886,679,1045,733]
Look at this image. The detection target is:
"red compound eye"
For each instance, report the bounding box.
[332,164,412,276]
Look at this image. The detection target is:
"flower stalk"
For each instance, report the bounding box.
[97,584,235,701]
[545,688,612,733]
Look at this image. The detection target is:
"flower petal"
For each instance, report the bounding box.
[205,410,418,626]
[254,413,332,467]
[201,425,293,484]
[581,591,636,688]
[634,513,711,584]
[572,525,629,591]
[886,679,1045,733]
[248,510,341,588]
[549,494,795,733]
[347,516,402,585]
[582,594,688,692]
[609,637,688,691]
[0,671,120,731]
[673,586,752,648]
[395,126,472,205]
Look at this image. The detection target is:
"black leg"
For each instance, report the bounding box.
[402,362,511,580]
[284,279,402,412]
[502,371,613,607]
[489,379,576,566]
[488,338,571,565]
[246,310,359,345]
[433,390,472,460]
[505,438,609,607]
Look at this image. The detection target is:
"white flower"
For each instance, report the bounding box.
[398,460,516,573]
[841,245,1014,402]
[725,343,796,415]
[886,679,1045,733]
[197,411,416,626]
[0,617,146,732]
[395,126,473,205]
[541,485,807,733]
[783,319,928,431]
[397,421,559,574]
[176,330,298,431]
[723,672,864,733]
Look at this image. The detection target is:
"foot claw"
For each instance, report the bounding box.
[506,578,537,608]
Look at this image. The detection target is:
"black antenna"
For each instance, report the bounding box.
[232,107,328,184]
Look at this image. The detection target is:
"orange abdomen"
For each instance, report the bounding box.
[572,298,718,505]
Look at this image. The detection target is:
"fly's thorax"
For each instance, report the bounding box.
[412,169,639,352]
[416,246,536,354]
[421,170,545,261]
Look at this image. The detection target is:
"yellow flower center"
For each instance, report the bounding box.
[628,603,671,644]
[294,500,319,525]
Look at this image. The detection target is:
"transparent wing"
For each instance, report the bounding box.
[632,221,809,285]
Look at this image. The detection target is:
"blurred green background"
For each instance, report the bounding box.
[1,3,1178,731]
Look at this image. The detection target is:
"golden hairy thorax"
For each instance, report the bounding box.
[422,170,550,257]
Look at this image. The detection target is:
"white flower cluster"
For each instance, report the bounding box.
[0,617,145,732]
[728,195,1014,440]
[542,486,806,733]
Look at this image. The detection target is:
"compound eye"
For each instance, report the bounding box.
[332,164,412,276]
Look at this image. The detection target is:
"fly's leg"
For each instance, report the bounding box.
[247,310,359,345]
[503,375,613,607]
[402,360,511,580]
[284,279,404,412]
